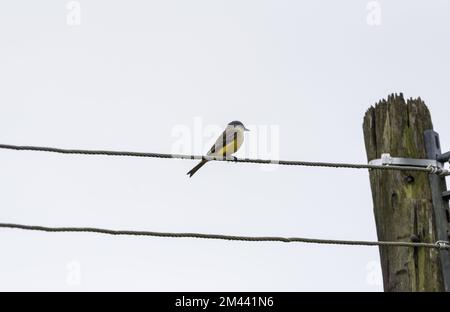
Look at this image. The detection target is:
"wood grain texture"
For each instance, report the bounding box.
[363,93,443,291]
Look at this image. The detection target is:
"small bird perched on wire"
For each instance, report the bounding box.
[187,120,250,177]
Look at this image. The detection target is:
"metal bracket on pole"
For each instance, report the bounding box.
[424,129,450,292]
[443,191,450,201]
[369,153,443,168]
[438,151,450,163]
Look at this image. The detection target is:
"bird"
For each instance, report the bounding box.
[187,120,250,177]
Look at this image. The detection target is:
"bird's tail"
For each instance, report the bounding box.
[187,159,208,178]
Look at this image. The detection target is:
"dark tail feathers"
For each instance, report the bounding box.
[187,160,208,177]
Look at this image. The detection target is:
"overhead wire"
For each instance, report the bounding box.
[0,143,448,175]
[0,223,448,250]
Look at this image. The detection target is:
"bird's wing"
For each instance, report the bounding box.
[207,129,238,156]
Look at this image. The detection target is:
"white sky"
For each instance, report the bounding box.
[1,0,449,291]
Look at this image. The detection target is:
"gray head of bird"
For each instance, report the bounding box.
[227,120,250,132]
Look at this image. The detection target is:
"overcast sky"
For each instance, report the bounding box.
[1,0,449,291]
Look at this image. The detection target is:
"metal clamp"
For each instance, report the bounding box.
[438,151,450,163]
[369,153,443,168]
[436,241,450,250]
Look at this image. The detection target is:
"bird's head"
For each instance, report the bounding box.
[227,120,250,132]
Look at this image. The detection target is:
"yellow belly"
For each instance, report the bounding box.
[211,132,244,157]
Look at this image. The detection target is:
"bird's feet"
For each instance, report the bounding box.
[225,156,238,162]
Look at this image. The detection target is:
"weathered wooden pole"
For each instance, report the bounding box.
[363,93,445,291]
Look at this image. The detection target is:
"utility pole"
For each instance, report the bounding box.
[363,93,450,291]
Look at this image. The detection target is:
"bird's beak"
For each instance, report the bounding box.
[244,127,250,131]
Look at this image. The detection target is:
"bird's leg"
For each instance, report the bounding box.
[224,155,231,161]
[225,155,238,162]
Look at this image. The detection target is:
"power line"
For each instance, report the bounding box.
[0,223,449,250]
[0,143,448,176]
